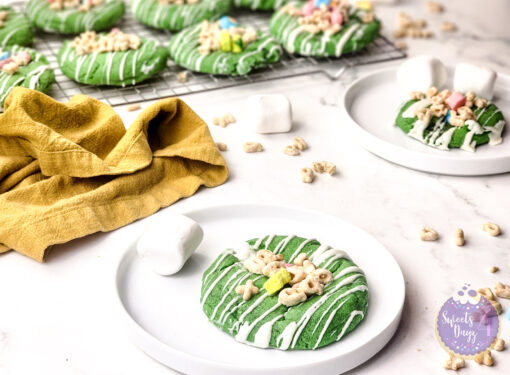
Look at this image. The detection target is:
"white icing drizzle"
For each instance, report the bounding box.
[488,120,505,145]
[235,303,282,345]
[434,127,456,150]
[335,310,365,340]
[273,235,295,254]
[461,120,484,152]
[253,314,285,348]
[201,263,238,307]
[408,119,429,141]
[288,238,315,262]
[201,251,232,289]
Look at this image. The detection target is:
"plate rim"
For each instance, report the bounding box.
[341,66,510,176]
[113,203,406,374]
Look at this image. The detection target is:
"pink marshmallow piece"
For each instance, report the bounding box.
[18,51,31,63]
[301,1,315,16]
[330,9,343,26]
[110,27,120,34]
[283,263,294,268]
[446,92,466,111]
[0,58,12,69]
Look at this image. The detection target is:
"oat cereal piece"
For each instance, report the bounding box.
[212,117,220,126]
[426,1,444,13]
[312,269,333,284]
[426,86,438,98]
[312,161,336,175]
[478,287,496,301]
[474,350,493,366]
[224,113,236,125]
[243,142,263,153]
[441,21,457,32]
[297,275,324,296]
[278,287,307,307]
[292,137,308,151]
[410,91,424,100]
[216,142,227,151]
[494,282,510,299]
[395,41,407,50]
[300,168,314,183]
[493,338,505,351]
[293,253,308,266]
[443,355,465,371]
[302,259,316,274]
[243,257,266,274]
[474,97,488,109]
[489,266,499,273]
[283,145,300,156]
[287,266,307,285]
[454,228,465,246]
[490,300,502,314]
[482,222,501,236]
[126,104,141,112]
[235,279,259,301]
[262,261,286,277]
[419,227,438,241]
[177,71,188,83]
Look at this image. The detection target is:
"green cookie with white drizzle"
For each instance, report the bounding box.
[169,16,282,75]
[0,6,34,48]
[233,0,288,11]
[58,29,168,86]
[395,87,506,152]
[26,0,125,34]
[201,235,368,350]
[0,46,55,109]
[132,0,231,32]
[270,0,380,57]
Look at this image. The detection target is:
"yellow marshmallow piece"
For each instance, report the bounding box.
[356,0,373,11]
[264,268,291,295]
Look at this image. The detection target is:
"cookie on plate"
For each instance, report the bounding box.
[0,46,55,108]
[58,29,169,86]
[26,0,125,34]
[270,0,380,57]
[232,0,288,11]
[169,16,282,75]
[0,6,34,48]
[132,0,231,32]
[201,235,368,350]
[395,88,506,152]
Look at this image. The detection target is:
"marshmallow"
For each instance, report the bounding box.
[136,213,203,276]
[243,94,293,134]
[446,92,466,111]
[397,55,447,93]
[453,63,497,100]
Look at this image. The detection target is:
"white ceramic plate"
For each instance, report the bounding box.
[114,204,405,375]
[342,67,510,176]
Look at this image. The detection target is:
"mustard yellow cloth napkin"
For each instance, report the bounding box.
[0,87,229,262]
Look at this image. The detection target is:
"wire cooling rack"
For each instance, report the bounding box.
[13,1,406,106]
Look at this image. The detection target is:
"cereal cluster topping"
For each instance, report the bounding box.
[71,29,141,56]
[198,16,257,56]
[281,0,371,36]
[242,248,333,306]
[410,87,488,127]
[0,50,31,75]
[47,0,103,12]
[0,10,8,28]
[157,0,200,4]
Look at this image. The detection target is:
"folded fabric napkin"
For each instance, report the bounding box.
[0,87,229,261]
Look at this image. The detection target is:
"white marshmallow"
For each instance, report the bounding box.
[453,63,497,100]
[136,213,203,276]
[397,55,447,93]
[243,94,292,134]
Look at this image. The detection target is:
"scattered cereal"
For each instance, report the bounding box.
[177,71,188,83]
[443,355,465,371]
[454,228,464,246]
[213,113,236,128]
[482,222,501,236]
[216,142,227,151]
[300,167,314,183]
[494,282,510,299]
[493,338,505,351]
[425,1,443,13]
[312,161,336,175]
[243,141,263,153]
[395,41,408,50]
[283,145,300,156]
[441,21,457,32]
[419,227,438,241]
[489,266,499,273]
[473,350,493,366]
[478,287,496,301]
[292,137,308,151]
[126,104,141,112]
[394,12,434,39]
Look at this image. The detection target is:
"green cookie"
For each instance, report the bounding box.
[132,0,231,32]
[0,6,34,48]
[58,36,169,86]
[26,0,125,34]
[0,45,55,109]
[269,1,380,57]
[395,98,506,152]
[201,235,369,350]
[233,0,288,11]
[169,23,282,75]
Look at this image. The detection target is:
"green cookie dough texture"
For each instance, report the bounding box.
[233,0,288,11]
[395,98,506,152]
[0,6,34,48]
[269,1,380,57]
[201,235,368,350]
[132,0,231,32]
[169,24,282,75]
[26,0,125,34]
[58,37,169,87]
[0,45,55,109]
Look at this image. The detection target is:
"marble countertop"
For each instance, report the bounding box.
[1,0,510,374]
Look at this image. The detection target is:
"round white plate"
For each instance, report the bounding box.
[342,67,510,176]
[114,204,405,375]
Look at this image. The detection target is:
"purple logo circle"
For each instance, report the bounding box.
[436,285,500,357]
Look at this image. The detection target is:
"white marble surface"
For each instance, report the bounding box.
[1,0,510,374]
